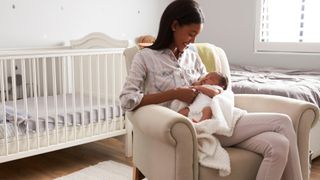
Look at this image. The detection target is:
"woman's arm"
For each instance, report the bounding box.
[134,87,199,110]
[193,85,220,98]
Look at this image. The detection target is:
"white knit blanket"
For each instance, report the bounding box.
[193,90,246,176]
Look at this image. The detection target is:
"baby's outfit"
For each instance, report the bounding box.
[170,85,222,122]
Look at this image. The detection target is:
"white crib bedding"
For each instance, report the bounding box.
[0,94,123,139]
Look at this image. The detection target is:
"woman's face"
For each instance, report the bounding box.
[171,22,203,52]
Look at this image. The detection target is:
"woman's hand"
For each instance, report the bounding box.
[174,87,199,104]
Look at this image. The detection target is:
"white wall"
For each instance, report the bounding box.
[0,0,169,49]
[2,0,318,70]
[197,0,320,70]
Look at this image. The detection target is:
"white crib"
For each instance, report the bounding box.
[0,33,132,163]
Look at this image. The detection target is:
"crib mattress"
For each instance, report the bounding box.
[0,94,123,139]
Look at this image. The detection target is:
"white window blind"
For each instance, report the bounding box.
[255,0,320,53]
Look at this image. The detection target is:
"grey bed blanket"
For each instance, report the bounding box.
[230,64,320,107]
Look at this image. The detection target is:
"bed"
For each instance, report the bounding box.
[0,32,132,163]
[230,64,320,159]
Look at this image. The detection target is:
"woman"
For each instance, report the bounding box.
[120,0,302,179]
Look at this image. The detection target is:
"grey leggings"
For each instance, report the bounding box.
[216,113,303,180]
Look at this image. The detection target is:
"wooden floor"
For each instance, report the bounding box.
[0,138,132,180]
[0,138,319,180]
[311,156,320,179]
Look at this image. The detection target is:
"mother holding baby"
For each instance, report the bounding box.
[119,0,302,179]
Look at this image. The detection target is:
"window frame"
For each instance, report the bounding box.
[254,0,320,53]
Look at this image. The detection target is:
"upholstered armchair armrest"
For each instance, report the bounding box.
[127,105,194,144]
[234,94,319,129]
[234,94,319,180]
[127,105,198,180]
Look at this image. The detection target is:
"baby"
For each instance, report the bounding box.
[171,72,228,123]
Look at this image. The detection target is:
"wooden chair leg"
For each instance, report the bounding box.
[133,166,145,180]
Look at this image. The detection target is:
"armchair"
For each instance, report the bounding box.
[123,44,319,180]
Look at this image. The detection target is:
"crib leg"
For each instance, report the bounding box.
[125,119,133,157]
[133,166,145,180]
[114,117,133,157]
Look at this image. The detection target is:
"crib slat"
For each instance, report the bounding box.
[58,58,63,94]
[97,54,101,134]
[80,56,85,128]
[28,60,33,97]
[62,56,68,142]
[119,54,123,130]
[32,58,40,148]
[105,54,109,133]
[51,57,59,143]
[42,57,50,146]
[36,59,41,97]
[4,61,9,101]
[71,56,77,140]
[21,58,31,150]
[112,54,116,131]
[0,60,9,155]
[88,55,93,135]
[10,60,17,102]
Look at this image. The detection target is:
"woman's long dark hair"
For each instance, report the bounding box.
[149,0,204,50]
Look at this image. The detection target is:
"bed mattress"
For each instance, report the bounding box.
[230,64,320,107]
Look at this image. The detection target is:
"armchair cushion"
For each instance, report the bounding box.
[193,43,218,72]
[199,148,262,180]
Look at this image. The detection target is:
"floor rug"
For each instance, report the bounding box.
[55,160,132,180]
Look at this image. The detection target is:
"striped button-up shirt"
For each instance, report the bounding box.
[120,46,207,111]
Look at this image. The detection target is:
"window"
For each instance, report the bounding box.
[255,0,320,53]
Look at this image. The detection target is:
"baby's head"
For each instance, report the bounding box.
[200,72,228,90]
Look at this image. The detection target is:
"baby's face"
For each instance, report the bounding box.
[201,73,221,86]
